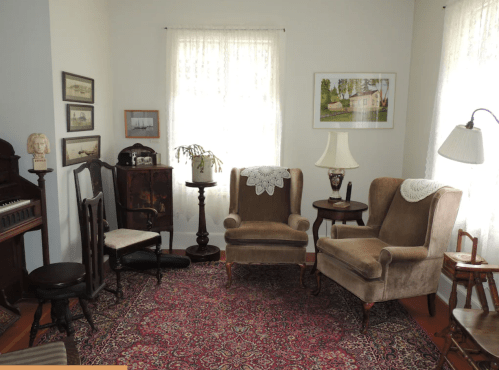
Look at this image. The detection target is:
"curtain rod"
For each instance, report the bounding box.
[164,27,285,32]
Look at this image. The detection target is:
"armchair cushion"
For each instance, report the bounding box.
[317,237,389,279]
[225,221,308,247]
[378,189,434,246]
[104,229,160,250]
[331,225,379,239]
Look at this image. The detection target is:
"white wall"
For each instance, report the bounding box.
[49,0,114,262]
[108,0,416,251]
[0,0,62,271]
[403,0,446,179]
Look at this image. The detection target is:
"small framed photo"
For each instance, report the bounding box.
[67,104,94,132]
[62,135,100,167]
[124,110,160,138]
[62,72,94,104]
[313,72,396,129]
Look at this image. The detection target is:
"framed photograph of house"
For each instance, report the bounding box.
[62,135,100,167]
[313,73,396,129]
[62,72,94,104]
[124,110,160,138]
[67,104,94,132]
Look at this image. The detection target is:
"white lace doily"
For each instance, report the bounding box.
[241,166,291,196]
[400,179,447,202]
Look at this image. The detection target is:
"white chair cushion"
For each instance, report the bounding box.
[104,229,159,250]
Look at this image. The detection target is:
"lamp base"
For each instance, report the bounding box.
[327,168,345,201]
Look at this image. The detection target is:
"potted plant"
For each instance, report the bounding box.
[174,144,223,183]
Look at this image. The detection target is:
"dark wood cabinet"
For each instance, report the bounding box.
[116,165,173,252]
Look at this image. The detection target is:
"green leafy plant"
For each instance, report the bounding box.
[174,144,223,173]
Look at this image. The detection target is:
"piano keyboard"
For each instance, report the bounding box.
[0,199,31,214]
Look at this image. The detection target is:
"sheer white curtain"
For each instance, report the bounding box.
[426,0,499,264]
[166,28,284,224]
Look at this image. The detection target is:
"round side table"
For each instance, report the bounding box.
[311,200,368,273]
[185,181,220,262]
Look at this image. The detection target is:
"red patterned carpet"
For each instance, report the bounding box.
[36,263,448,369]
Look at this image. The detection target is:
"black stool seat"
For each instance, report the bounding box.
[30,262,86,289]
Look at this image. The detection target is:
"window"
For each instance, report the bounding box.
[426,0,499,264]
[166,28,285,223]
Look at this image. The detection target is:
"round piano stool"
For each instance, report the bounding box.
[28,262,86,347]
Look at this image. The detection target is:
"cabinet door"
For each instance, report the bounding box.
[151,169,173,231]
[127,170,151,230]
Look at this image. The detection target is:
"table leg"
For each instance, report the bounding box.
[311,215,324,274]
[356,218,365,226]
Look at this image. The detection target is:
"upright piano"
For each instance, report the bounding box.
[0,138,50,315]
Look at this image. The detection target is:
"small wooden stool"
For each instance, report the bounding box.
[436,229,487,337]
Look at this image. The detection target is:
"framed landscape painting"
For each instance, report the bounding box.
[124,110,160,138]
[62,72,94,104]
[62,135,100,167]
[313,73,396,129]
[67,104,94,132]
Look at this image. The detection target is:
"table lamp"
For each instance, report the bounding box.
[315,131,359,202]
[438,108,499,164]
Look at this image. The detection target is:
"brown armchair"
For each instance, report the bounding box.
[224,167,310,288]
[313,177,462,333]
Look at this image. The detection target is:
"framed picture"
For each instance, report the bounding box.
[62,72,94,104]
[62,135,100,167]
[124,110,160,138]
[313,73,396,129]
[67,104,94,132]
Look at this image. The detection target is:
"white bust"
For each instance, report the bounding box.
[27,133,50,159]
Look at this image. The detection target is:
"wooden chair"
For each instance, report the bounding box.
[438,229,487,329]
[74,159,163,300]
[28,193,106,347]
[435,262,499,370]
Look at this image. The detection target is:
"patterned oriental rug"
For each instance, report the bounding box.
[36,263,447,369]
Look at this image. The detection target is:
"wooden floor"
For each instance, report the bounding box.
[0,256,475,369]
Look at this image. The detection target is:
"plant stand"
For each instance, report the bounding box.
[185,181,220,262]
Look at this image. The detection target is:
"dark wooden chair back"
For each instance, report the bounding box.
[81,192,106,298]
[74,159,124,231]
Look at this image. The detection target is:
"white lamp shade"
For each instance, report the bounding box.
[315,132,359,169]
[438,125,484,164]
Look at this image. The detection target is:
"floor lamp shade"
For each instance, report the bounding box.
[438,125,484,164]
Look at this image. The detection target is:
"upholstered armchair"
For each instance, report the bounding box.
[313,177,462,333]
[224,167,310,288]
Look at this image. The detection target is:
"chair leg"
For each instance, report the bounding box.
[225,262,233,289]
[434,321,456,370]
[155,244,163,285]
[298,263,306,289]
[311,270,321,296]
[29,300,44,347]
[169,230,174,254]
[115,261,124,301]
[79,298,97,331]
[361,302,375,334]
[427,293,436,317]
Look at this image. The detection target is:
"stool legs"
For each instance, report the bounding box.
[29,300,44,347]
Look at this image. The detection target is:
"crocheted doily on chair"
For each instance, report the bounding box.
[400,179,447,202]
[241,166,290,196]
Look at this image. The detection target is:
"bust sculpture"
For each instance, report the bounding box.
[27,133,50,170]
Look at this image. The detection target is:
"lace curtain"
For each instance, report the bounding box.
[166,28,284,224]
[426,0,499,264]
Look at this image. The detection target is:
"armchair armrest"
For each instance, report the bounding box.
[224,213,241,229]
[331,225,379,239]
[288,214,310,232]
[379,246,428,265]
[456,263,499,273]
